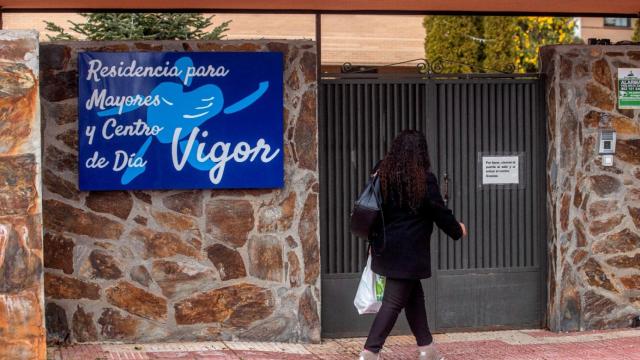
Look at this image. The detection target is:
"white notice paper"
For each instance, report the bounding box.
[482,156,519,185]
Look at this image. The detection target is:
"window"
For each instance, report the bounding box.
[603,17,632,28]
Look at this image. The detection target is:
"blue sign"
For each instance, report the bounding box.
[78,52,284,190]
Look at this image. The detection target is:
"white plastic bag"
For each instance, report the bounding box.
[354,255,386,315]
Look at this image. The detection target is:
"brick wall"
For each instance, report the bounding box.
[0,30,46,359]
[542,45,640,331]
[40,40,320,343]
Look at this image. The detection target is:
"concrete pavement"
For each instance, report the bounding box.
[48,328,640,359]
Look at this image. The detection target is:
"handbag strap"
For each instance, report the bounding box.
[370,172,386,255]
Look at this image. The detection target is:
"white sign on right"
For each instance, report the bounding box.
[482,156,519,185]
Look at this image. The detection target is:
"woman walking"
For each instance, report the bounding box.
[359,130,467,360]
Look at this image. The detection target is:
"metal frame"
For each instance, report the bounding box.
[321,73,542,81]
[340,58,516,75]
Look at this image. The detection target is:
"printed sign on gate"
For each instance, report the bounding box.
[78,52,284,190]
[482,156,520,185]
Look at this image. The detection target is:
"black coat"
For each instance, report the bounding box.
[371,172,463,279]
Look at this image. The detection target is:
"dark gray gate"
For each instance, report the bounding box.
[319,73,547,337]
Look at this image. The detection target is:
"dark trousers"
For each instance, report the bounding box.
[364,278,433,353]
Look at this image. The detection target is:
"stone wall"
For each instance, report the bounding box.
[40,40,320,343]
[0,30,46,359]
[542,45,640,331]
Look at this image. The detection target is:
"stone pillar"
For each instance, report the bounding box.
[541,45,640,331]
[40,40,319,344]
[0,31,46,359]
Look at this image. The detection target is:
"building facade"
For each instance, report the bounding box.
[579,17,636,43]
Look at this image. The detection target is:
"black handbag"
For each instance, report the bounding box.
[350,170,385,251]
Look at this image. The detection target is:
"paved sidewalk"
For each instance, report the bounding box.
[48,328,640,360]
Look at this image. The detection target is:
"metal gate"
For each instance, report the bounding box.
[319,73,547,337]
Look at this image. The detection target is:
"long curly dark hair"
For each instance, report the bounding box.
[378,130,431,212]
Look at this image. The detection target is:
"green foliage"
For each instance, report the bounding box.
[482,17,518,72]
[43,21,76,41]
[424,16,578,73]
[423,16,483,73]
[634,19,640,42]
[44,13,231,41]
[512,17,578,73]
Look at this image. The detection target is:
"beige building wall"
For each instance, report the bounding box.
[580,17,635,43]
[3,12,85,37]
[202,13,315,40]
[2,13,315,41]
[3,13,426,66]
[320,15,425,66]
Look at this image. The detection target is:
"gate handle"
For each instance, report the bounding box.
[443,172,449,207]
